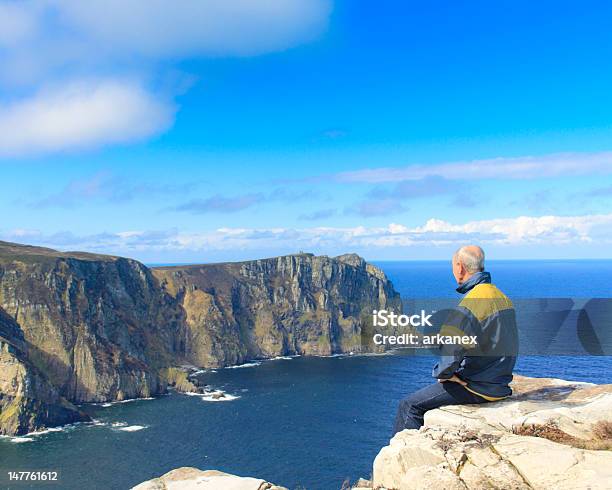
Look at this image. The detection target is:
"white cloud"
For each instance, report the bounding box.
[4,213,612,257]
[0,0,331,78]
[0,79,175,156]
[0,0,331,156]
[334,152,612,183]
[408,215,612,245]
[55,0,332,58]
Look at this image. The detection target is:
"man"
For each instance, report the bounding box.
[393,245,518,434]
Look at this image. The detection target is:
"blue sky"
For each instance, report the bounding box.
[1,0,612,262]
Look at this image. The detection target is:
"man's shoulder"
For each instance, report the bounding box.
[465,283,510,300]
[460,284,514,321]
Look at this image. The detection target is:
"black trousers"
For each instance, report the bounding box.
[393,381,489,435]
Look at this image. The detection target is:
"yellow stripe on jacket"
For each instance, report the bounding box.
[460,283,514,323]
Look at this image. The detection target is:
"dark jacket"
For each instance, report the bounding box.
[432,271,518,400]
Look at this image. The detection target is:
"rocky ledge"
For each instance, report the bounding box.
[370,375,612,490]
[132,467,287,490]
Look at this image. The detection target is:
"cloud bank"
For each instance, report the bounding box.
[332,152,612,183]
[4,213,612,258]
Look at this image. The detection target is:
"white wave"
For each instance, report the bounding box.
[313,351,394,359]
[182,388,240,402]
[182,365,224,377]
[102,421,148,432]
[1,421,88,440]
[114,397,155,404]
[225,361,261,369]
[188,369,206,377]
[117,425,147,432]
[312,353,349,358]
[0,418,151,441]
[200,392,240,402]
[222,354,302,369]
[226,352,392,367]
[26,426,71,436]
[88,420,112,428]
[92,396,155,407]
[355,351,394,357]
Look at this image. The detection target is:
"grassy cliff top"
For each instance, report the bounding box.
[152,252,319,271]
[150,252,370,271]
[151,252,386,298]
[0,240,119,264]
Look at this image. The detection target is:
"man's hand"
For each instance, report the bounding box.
[438,374,467,386]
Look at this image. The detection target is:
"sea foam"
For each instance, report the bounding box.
[183,389,240,402]
[117,425,147,432]
[225,361,262,369]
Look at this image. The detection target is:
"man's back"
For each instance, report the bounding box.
[454,282,518,399]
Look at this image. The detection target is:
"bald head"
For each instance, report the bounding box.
[452,245,485,283]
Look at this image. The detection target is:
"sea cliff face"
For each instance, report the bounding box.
[0,307,87,436]
[0,242,185,405]
[153,253,402,367]
[0,241,401,435]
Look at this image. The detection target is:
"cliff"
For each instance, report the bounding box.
[369,375,612,489]
[153,253,401,367]
[0,241,185,406]
[0,307,88,435]
[0,241,400,435]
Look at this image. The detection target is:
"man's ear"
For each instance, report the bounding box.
[458,261,466,279]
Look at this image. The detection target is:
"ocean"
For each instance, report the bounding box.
[1,260,611,489]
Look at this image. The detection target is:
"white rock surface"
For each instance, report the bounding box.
[371,375,612,490]
[132,467,287,490]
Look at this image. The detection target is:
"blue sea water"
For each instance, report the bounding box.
[379,259,612,298]
[1,261,611,490]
